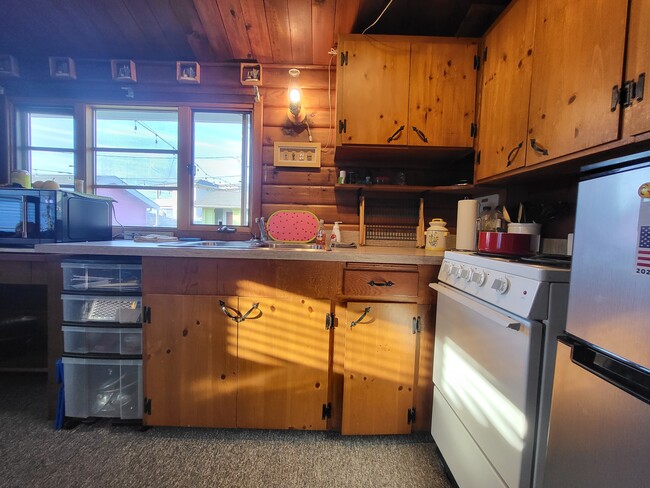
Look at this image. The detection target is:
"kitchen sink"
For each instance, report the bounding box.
[158,240,265,249]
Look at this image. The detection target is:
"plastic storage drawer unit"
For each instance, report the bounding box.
[62,260,142,293]
[62,326,142,355]
[62,294,142,324]
[62,357,142,419]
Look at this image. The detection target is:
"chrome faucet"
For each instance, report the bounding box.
[256,217,268,242]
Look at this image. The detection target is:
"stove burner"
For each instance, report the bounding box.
[521,254,572,268]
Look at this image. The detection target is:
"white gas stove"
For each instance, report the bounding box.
[431,250,571,488]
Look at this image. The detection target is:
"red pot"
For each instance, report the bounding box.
[478,231,534,257]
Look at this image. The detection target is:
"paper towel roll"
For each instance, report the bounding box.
[456,199,478,251]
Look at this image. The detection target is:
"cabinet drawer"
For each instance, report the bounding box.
[62,259,142,293]
[342,267,419,298]
[62,325,142,355]
[62,294,142,324]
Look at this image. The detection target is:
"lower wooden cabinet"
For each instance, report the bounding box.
[341,302,418,435]
[236,296,331,430]
[143,293,332,430]
[143,294,238,428]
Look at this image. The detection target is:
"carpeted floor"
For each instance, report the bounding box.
[0,373,453,488]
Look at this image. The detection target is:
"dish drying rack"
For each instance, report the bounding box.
[359,195,425,247]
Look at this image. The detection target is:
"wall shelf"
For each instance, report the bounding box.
[334,183,482,195]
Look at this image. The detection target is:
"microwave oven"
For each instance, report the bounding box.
[0,188,113,246]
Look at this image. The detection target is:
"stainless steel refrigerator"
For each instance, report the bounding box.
[543,153,650,488]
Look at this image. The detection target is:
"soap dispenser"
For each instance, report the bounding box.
[331,221,342,246]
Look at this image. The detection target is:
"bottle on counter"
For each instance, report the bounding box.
[330,221,342,246]
[314,219,326,249]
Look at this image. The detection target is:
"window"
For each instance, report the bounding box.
[15,108,75,188]
[93,108,179,228]
[192,111,251,226]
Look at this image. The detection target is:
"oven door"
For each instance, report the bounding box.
[431,282,543,488]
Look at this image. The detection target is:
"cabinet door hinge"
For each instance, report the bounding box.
[612,74,646,111]
[483,46,488,63]
[338,119,347,134]
[473,54,481,70]
[142,306,151,324]
[322,402,332,419]
[340,51,348,66]
[144,397,152,415]
[325,313,336,330]
[470,122,477,138]
[407,407,416,424]
[476,150,481,165]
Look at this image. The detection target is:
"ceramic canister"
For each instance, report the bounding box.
[425,218,449,251]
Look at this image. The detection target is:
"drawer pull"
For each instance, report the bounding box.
[240,302,262,322]
[219,300,241,322]
[368,280,394,287]
[350,306,372,328]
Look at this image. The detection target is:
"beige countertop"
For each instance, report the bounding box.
[32,240,445,265]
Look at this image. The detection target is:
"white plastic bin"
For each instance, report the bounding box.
[62,326,142,355]
[61,294,142,324]
[62,260,142,292]
[62,357,142,419]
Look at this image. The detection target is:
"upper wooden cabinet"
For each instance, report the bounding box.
[476,0,635,181]
[622,0,650,139]
[526,0,628,166]
[475,0,536,181]
[336,35,478,148]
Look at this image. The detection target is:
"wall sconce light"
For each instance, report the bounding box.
[287,68,306,125]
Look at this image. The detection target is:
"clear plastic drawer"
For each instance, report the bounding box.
[61,294,142,324]
[62,325,142,355]
[62,357,142,419]
[62,260,142,292]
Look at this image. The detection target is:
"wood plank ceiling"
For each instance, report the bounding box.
[0,0,510,66]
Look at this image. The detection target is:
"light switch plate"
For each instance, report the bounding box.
[273,142,321,168]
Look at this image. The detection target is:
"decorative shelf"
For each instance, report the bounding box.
[334,183,481,195]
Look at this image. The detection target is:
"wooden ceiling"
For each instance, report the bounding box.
[0,0,510,66]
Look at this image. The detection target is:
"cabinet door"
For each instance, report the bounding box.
[622,0,650,138]
[342,302,417,435]
[236,297,331,430]
[142,294,237,428]
[409,40,477,147]
[527,0,628,165]
[337,38,411,145]
[475,0,536,181]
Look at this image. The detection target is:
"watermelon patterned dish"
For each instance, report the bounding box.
[266,210,320,242]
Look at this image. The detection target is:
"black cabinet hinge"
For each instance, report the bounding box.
[338,119,347,134]
[483,46,488,63]
[322,402,332,420]
[340,51,348,66]
[411,316,422,334]
[612,73,646,111]
[407,407,416,424]
[142,306,151,324]
[473,54,480,70]
[325,313,336,330]
[470,122,477,138]
[476,150,481,165]
[144,397,152,415]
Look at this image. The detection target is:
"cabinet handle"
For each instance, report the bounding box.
[350,306,372,328]
[387,125,405,143]
[368,280,394,287]
[529,138,549,156]
[506,141,523,167]
[411,126,429,143]
[240,302,262,322]
[219,300,241,322]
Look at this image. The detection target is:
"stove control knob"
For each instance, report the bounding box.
[460,267,471,281]
[470,270,487,286]
[491,277,510,294]
[443,262,453,275]
[450,265,460,278]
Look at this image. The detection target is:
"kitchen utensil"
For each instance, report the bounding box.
[266,210,320,242]
[478,231,534,256]
[502,206,512,223]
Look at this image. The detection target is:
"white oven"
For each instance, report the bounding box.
[430,251,570,488]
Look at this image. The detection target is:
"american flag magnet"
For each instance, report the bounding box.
[636,185,650,271]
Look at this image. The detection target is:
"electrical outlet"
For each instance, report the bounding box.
[477,194,499,213]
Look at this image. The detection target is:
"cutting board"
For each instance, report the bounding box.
[266,210,320,242]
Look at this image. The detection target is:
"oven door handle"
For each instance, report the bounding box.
[431,283,523,332]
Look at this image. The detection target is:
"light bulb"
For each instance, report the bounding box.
[289,88,301,104]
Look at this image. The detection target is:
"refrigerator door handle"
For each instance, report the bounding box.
[562,335,650,405]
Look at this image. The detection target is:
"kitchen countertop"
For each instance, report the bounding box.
[32,240,444,265]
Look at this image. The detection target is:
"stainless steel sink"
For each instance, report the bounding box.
[262,242,324,250]
[158,240,265,249]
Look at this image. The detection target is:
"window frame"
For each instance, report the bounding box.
[7,99,263,237]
